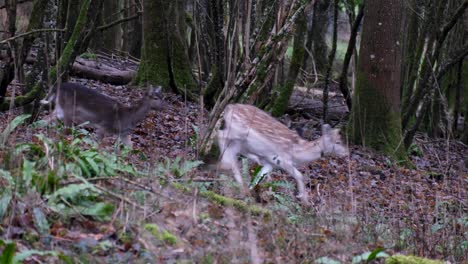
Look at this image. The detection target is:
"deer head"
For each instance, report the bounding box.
[46,82,166,146]
[217,104,348,204]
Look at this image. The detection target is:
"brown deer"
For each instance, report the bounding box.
[217,104,349,203]
[42,82,166,146]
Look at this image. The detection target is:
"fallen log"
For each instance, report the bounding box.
[71,58,136,85]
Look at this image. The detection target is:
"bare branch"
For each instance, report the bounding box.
[436,43,468,82]
[98,13,141,31]
[0,28,66,44]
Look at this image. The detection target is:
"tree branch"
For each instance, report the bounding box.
[338,3,364,111]
[436,43,468,82]
[438,0,468,42]
[98,13,141,31]
[0,28,66,44]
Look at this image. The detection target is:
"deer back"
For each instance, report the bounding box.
[221,104,305,160]
[56,82,165,135]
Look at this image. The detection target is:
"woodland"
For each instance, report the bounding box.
[0,0,467,263]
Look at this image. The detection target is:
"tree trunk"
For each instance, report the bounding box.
[461,61,468,144]
[203,0,225,109]
[269,11,307,117]
[338,3,364,111]
[121,0,142,58]
[93,0,121,52]
[136,0,196,99]
[322,0,339,123]
[348,0,406,161]
[0,0,17,106]
[302,0,330,76]
[49,0,92,82]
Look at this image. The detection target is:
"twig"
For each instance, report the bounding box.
[70,176,174,200]
[0,28,66,44]
[98,13,141,31]
[93,184,144,210]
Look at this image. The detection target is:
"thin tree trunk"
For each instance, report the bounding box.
[338,3,363,111]
[270,11,307,117]
[322,0,338,123]
[302,0,330,76]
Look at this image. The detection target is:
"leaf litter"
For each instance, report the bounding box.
[0,77,466,263]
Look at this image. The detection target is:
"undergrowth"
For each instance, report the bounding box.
[0,115,465,263]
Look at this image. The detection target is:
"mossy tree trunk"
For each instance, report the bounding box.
[203,0,225,109]
[49,0,102,83]
[136,0,196,99]
[269,12,306,117]
[348,0,407,161]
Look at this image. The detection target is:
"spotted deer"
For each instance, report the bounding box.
[42,82,166,146]
[217,104,349,203]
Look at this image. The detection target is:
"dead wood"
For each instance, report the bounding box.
[70,58,136,85]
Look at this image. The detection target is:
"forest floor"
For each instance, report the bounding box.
[0,59,466,263]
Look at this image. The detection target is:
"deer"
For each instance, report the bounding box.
[41,82,166,146]
[216,104,349,204]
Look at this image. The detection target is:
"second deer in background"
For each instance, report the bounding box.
[217,104,349,204]
[42,82,166,146]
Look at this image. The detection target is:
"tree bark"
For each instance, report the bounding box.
[322,0,338,123]
[269,11,307,117]
[136,0,196,99]
[0,0,17,106]
[338,3,364,111]
[121,0,142,58]
[348,0,407,160]
[302,0,330,76]
[49,0,92,82]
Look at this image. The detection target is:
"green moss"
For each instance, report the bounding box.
[171,182,271,218]
[348,71,407,162]
[385,255,444,264]
[204,65,222,108]
[136,1,196,100]
[0,83,42,110]
[144,223,177,246]
[271,81,294,117]
[270,13,306,117]
[80,52,97,60]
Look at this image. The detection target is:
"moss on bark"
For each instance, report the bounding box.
[49,0,91,82]
[348,72,407,162]
[204,65,223,108]
[0,84,41,111]
[136,0,196,100]
[270,12,306,117]
[348,0,407,162]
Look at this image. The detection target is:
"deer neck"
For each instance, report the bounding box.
[119,98,152,129]
[292,138,324,165]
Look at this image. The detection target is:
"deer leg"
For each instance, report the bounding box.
[218,145,243,186]
[258,164,273,178]
[282,164,308,203]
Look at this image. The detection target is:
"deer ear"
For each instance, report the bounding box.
[321,124,332,135]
